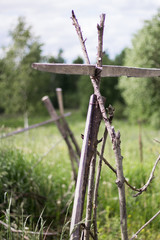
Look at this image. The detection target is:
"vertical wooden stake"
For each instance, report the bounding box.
[70,94,102,240]
[42,96,78,183]
[56,88,81,159]
[56,88,64,116]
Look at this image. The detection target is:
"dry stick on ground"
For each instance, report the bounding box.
[42,96,78,183]
[56,88,81,159]
[71,10,128,240]
[93,128,108,240]
[130,210,160,240]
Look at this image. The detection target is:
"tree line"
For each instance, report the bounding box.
[0,9,160,127]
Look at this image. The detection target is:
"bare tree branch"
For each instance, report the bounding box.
[113,130,128,240]
[99,152,141,192]
[134,154,160,197]
[130,210,160,240]
[84,153,96,240]
[71,10,90,65]
[71,11,128,239]
[97,14,105,68]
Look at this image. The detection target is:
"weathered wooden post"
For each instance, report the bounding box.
[70,94,102,239]
[56,88,64,116]
[42,96,79,183]
[56,88,81,158]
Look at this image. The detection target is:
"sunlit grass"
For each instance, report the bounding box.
[0,111,160,239]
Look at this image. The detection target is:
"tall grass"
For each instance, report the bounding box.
[0,112,160,239]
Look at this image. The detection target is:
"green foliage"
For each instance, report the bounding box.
[0,139,73,238]
[119,10,160,128]
[1,114,160,239]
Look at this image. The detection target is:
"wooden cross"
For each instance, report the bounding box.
[32,11,160,240]
[32,61,160,237]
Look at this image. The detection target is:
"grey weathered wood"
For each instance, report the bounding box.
[56,88,64,116]
[101,65,160,77]
[32,63,160,78]
[70,94,102,240]
[84,153,96,240]
[113,131,128,240]
[56,88,81,159]
[42,96,78,182]
[0,113,70,139]
[32,63,96,76]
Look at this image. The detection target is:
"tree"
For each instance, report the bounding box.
[0,17,48,115]
[119,10,160,128]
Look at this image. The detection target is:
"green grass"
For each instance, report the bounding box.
[0,111,160,239]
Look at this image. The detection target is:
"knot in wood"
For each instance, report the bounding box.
[115,131,121,146]
[106,104,115,123]
[94,66,102,78]
[116,177,125,188]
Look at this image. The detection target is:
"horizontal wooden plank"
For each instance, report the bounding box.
[101,65,160,77]
[32,63,96,76]
[32,63,160,78]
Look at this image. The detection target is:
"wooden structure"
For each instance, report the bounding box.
[32,11,160,240]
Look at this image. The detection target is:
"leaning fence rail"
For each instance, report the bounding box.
[0,112,70,139]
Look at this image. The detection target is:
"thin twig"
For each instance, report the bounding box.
[71,10,90,64]
[97,14,105,68]
[153,138,160,144]
[93,128,108,240]
[113,130,128,240]
[84,14,105,240]
[134,154,160,197]
[130,210,160,240]
[84,153,96,240]
[97,151,141,192]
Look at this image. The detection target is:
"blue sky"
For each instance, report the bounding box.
[0,0,159,63]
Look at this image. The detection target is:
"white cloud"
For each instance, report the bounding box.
[0,0,159,62]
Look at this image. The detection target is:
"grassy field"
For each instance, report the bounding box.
[0,111,160,239]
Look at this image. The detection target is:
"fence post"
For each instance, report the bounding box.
[42,96,78,183]
[70,94,102,240]
[56,88,64,116]
[56,88,81,159]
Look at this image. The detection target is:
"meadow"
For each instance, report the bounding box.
[0,111,160,239]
